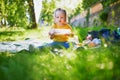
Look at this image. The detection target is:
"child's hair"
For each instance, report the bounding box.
[54,8,67,22]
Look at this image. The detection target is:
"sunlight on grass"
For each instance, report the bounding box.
[87,54,95,61]
[96,61,113,70]
[0,26,120,79]
[0,27,25,41]
[0,27,25,32]
[62,50,76,60]
[0,43,119,80]
[24,27,52,42]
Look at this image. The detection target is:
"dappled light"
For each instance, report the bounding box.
[0,0,120,80]
[56,0,82,10]
[0,25,120,80]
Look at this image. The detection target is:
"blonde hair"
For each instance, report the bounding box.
[54,8,67,23]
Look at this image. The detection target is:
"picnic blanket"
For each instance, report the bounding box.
[0,39,52,53]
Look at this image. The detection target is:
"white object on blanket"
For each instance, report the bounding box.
[49,29,71,35]
[91,38,101,45]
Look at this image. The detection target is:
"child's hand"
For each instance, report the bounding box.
[65,34,70,36]
[65,33,74,37]
[50,34,55,39]
[49,29,54,35]
[70,33,74,37]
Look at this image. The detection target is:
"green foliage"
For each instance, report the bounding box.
[0,44,120,80]
[82,0,119,9]
[82,0,98,9]
[85,9,90,27]
[0,27,43,41]
[0,0,33,28]
[99,11,108,22]
[73,26,103,42]
[0,26,120,79]
[69,3,83,21]
[7,1,29,28]
[0,27,25,41]
[40,0,56,24]
[80,0,119,27]
[0,0,8,26]
[99,6,110,25]
[102,0,119,7]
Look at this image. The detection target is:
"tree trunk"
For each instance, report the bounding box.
[27,0,37,29]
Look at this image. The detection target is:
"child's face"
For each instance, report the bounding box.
[54,11,66,26]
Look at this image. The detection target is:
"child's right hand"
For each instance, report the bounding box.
[50,34,55,39]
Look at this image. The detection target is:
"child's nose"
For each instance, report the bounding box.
[58,18,61,21]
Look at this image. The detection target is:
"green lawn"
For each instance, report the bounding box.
[0,26,120,80]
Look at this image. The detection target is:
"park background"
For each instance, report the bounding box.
[0,0,120,80]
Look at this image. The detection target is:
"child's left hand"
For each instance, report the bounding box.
[66,33,74,37]
[65,34,70,36]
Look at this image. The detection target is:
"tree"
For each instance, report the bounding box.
[0,0,8,26]
[0,0,30,28]
[0,0,38,29]
[40,0,56,25]
[27,0,37,29]
[7,0,29,28]
[86,9,90,27]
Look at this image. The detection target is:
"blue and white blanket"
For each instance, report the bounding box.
[0,39,52,53]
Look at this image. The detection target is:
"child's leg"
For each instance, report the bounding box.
[38,41,70,49]
[61,42,70,49]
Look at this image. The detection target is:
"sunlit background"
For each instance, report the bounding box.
[0,0,120,80]
[56,0,82,10]
[34,0,83,24]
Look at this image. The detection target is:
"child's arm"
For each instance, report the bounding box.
[49,28,55,39]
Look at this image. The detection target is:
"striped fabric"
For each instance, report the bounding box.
[49,24,73,42]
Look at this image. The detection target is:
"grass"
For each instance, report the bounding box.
[0,26,120,80]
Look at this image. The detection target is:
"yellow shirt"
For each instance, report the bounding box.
[51,24,73,42]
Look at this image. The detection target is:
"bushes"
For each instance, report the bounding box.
[99,11,108,22]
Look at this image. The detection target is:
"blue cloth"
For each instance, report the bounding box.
[99,28,111,41]
[113,30,120,40]
[117,28,120,35]
[38,41,70,49]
